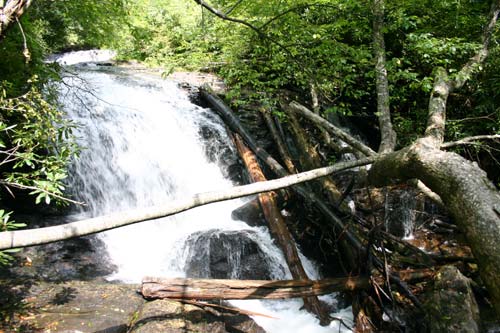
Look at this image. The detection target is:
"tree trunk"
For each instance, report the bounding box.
[258,107,296,173]
[369,140,500,314]
[372,0,396,153]
[233,134,330,325]
[287,109,346,209]
[141,276,370,300]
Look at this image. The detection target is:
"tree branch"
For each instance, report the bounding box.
[423,0,500,147]
[441,134,500,148]
[0,157,375,250]
[372,0,396,153]
[194,0,263,36]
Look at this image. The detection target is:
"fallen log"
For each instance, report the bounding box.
[141,276,370,300]
[233,134,330,324]
[141,269,436,300]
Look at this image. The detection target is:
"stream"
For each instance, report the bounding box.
[53,51,353,333]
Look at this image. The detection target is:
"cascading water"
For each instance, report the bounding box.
[55,51,353,332]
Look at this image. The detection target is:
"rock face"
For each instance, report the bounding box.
[423,265,480,333]
[184,229,272,280]
[2,280,265,333]
[129,299,265,333]
[13,280,143,333]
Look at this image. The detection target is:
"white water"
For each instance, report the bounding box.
[56,52,353,332]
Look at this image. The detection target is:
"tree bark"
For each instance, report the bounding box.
[141,268,436,300]
[233,134,330,325]
[287,111,343,203]
[372,0,396,153]
[258,107,296,173]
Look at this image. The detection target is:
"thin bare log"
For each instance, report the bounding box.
[407,179,444,208]
[141,269,436,301]
[0,157,374,250]
[179,299,278,319]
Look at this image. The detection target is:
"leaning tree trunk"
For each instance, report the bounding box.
[369,139,500,314]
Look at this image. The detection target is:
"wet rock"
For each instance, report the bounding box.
[5,279,266,333]
[184,229,272,280]
[231,197,266,227]
[129,299,265,333]
[10,235,116,282]
[423,265,480,333]
[22,280,144,333]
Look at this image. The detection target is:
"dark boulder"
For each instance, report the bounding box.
[184,229,272,280]
[423,265,480,333]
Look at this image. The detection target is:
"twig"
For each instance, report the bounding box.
[0,181,85,206]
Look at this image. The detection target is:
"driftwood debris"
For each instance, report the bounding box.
[233,133,329,324]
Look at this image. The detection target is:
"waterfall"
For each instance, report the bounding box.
[55,53,353,332]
